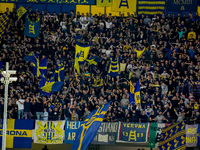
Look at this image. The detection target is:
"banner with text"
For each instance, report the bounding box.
[167,0,198,12]
[0,0,95,5]
[65,121,84,144]
[148,123,170,148]
[92,122,118,145]
[116,122,150,143]
[186,124,197,147]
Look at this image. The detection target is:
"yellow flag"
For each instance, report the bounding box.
[17,6,27,20]
[112,0,136,12]
[97,0,111,7]
[74,43,90,73]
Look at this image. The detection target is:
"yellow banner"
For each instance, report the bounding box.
[97,0,111,7]
[112,0,136,12]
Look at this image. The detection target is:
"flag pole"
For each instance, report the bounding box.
[16,4,32,23]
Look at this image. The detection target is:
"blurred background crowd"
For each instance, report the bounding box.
[0,8,200,124]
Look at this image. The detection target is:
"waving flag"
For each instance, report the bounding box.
[17,6,27,20]
[24,15,40,38]
[24,52,47,77]
[108,55,121,77]
[55,60,65,81]
[40,74,55,96]
[74,42,91,73]
[158,121,186,150]
[41,81,64,93]
[72,102,110,150]
[0,13,9,40]
[130,80,141,104]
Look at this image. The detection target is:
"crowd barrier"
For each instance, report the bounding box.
[0,119,200,148]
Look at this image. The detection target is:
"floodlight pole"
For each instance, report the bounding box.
[1,62,17,150]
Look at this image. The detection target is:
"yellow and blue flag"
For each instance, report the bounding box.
[75,42,91,73]
[97,0,111,7]
[108,55,121,77]
[0,13,9,40]
[72,102,110,150]
[0,119,34,148]
[89,57,105,88]
[158,121,186,150]
[112,0,137,12]
[24,52,47,77]
[55,59,65,81]
[37,57,47,77]
[40,74,55,96]
[17,6,27,20]
[130,80,141,104]
[24,15,40,38]
[85,56,102,66]
[137,0,165,16]
[40,75,64,93]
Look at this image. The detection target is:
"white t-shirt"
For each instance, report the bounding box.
[106,21,112,29]
[16,99,25,110]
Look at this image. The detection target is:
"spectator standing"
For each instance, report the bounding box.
[41,108,48,121]
[16,96,25,119]
[69,108,79,121]
[24,97,31,119]
[35,98,44,120]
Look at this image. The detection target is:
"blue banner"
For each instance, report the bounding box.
[167,0,197,12]
[65,121,84,144]
[24,15,40,38]
[117,122,150,143]
[0,0,95,5]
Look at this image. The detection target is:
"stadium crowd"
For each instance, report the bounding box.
[0,8,200,124]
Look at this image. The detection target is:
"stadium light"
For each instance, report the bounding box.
[1,62,18,150]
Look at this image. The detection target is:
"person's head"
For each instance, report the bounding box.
[25,98,29,102]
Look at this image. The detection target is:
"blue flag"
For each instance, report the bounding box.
[0,119,34,148]
[24,52,47,77]
[90,65,105,88]
[72,102,110,150]
[24,15,40,38]
[38,57,47,77]
[130,80,141,104]
[158,121,186,150]
[55,60,65,82]
[108,55,121,77]
[85,56,102,67]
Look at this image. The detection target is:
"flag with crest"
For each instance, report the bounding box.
[17,6,27,20]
